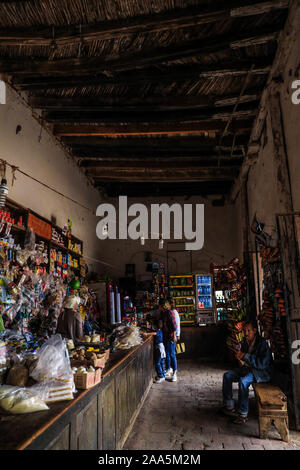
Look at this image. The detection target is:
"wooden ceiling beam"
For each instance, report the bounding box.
[72,149,244,160]
[53,120,253,137]
[61,135,249,148]
[95,181,234,196]
[44,104,258,124]
[0,1,288,47]
[14,62,271,90]
[0,28,280,76]
[29,90,262,111]
[78,157,243,168]
[88,166,239,182]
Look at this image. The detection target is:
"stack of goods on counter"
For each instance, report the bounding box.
[257,247,288,360]
[211,258,248,355]
[0,334,75,414]
[112,325,143,351]
[68,341,110,389]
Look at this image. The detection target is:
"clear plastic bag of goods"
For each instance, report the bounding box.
[0,386,49,414]
[29,334,73,383]
[113,325,143,350]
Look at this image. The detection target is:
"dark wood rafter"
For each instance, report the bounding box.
[28,90,263,111]
[60,135,249,148]
[0,1,288,47]
[78,157,243,168]
[11,63,271,91]
[96,181,234,197]
[43,103,258,124]
[89,167,239,182]
[0,28,280,76]
[53,120,253,137]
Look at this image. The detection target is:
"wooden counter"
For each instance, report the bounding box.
[0,336,153,450]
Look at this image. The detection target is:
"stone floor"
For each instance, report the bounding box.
[124,359,300,450]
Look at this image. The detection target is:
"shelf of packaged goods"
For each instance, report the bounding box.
[170,285,193,288]
[50,240,68,250]
[169,275,193,278]
[11,224,26,232]
[173,296,194,299]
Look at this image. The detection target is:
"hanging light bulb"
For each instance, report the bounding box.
[0,178,8,207]
[159,236,164,249]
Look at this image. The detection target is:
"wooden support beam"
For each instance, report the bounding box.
[14,62,271,90]
[89,166,238,182]
[61,135,249,148]
[97,181,234,197]
[44,104,258,124]
[53,120,253,137]
[28,90,262,111]
[78,157,243,168]
[0,29,280,76]
[73,150,244,161]
[231,0,289,17]
[0,1,288,47]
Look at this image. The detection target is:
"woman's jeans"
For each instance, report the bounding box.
[154,350,165,378]
[164,340,177,373]
[222,369,254,415]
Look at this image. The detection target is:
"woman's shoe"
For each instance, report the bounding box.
[231,414,248,424]
[221,406,237,417]
[171,372,177,382]
[154,377,165,384]
[165,368,173,378]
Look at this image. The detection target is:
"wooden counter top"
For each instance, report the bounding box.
[0,336,153,450]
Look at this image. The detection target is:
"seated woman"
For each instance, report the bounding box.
[222,320,273,424]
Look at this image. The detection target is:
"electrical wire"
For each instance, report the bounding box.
[0,156,95,214]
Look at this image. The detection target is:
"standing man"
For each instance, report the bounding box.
[56,294,83,344]
[222,320,273,424]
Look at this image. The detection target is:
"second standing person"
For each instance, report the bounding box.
[160,299,178,382]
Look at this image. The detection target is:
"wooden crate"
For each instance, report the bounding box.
[74,371,95,390]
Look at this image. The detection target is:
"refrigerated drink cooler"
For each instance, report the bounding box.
[194,274,216,325]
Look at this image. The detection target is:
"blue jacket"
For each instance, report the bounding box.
[242,335,273,383]
[154,329,164,345]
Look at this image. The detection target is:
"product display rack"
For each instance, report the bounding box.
[169,274,195,324]
[3,198,85,281]
[211,259,248,357]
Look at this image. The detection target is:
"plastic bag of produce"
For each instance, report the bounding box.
[30,334,73,383]
[0,386,49,414]
[6,365,29,387]
[113,325,143,350]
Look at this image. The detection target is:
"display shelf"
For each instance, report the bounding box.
[173,296,193,299]
[169,274,193,278]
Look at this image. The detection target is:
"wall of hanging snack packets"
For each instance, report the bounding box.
[0,198,106,414]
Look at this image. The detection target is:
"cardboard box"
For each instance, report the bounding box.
[94,367,102,384]
[74,371,95,389]
[74,367,102,389]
